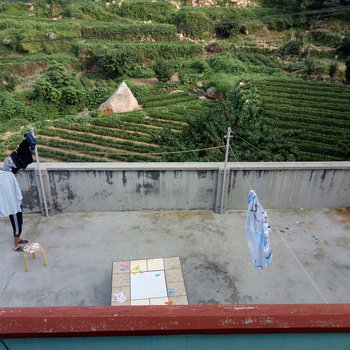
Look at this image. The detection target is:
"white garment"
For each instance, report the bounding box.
[0,171,23,217]
[246,190,272,270]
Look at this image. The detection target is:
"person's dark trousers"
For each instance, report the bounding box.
[9,212,23,236]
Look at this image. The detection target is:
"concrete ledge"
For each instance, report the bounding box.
[2,162,349,213]
[0,304,350,337]
[25,161,350,171]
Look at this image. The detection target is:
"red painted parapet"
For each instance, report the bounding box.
[0,304,350,338]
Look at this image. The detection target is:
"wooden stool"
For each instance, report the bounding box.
[23,243,48,272]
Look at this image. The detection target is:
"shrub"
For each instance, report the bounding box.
[47,61,75,88]
[127,84,152,103]
[61,86,83,106]
[114,0,176,23]
[153,61,173,83]
[345,59,350,83]
[304,58,315,76]
[173,8,212,39]
[127,64,154,79]
[0,92,28,121]
[0,72,18,91]
[328,63,337,79]
[190,59,211,75]
[34,78,62,103]
[178,69,197,85]
[277,39,303,57]
[215,19,240,38]
[204,42,224,53]
[311,30,342,48]
[96,47,140,77]
[338,36,350,58]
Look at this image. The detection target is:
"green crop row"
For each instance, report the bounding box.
[144,109,188,122]
[77,41,203,62]
[259,91,350,110]
[141,92,189,103]
[264,106,350,125]
[261,96,350,115]
[255,80,350,96]
[297,151,344,161]
[88,117,160,137]
[38,147,105,163]
[38,146,155,163]
[256,84,350,101]
[81,23,177,41]
[38,127,159,153]
[236,53,277,68]
[51,120,158,142]
[38,138,158,162]
[294,140,348,158]
[143,95,198,108]
[263,117,345,137]
[272,127,342,146]
[118,115,184,131]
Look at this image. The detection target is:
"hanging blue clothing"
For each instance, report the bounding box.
[246,190,272,270]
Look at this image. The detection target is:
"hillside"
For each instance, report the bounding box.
[0,0,349,162]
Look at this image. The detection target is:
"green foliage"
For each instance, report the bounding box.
[61,86,83,105]
[81,23,177,41]
[214,19,240,39]
[345,59,350,83]
[127,84,152,103]
[47,62,75,88]
[78,42,203,66]
[34,78,62,103]
[84,87,111,109]
[153,61,173,83]
[328,63,337,78]
[311,30,342,48]
[127,64,154,79]
[0,72,18,91]
[338,36,350,58]
[0,91,28,121]
[277,39,303,57]
[304,58,315,76]
[231,81,263,132]
[173,8,212,39]
[263,15,294,31]
[114,0,176,23]
[96,47,140,77]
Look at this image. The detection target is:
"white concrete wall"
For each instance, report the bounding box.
[10,162,350,214]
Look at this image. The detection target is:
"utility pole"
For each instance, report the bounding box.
[31,128,49,217]
[220,127,232,214]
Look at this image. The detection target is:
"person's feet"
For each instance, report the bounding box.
[13,246,24,252]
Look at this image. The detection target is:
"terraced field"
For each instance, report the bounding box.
[35,92,215,162]
[255,79,350,161]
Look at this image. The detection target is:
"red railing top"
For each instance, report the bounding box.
[1,304,350,338]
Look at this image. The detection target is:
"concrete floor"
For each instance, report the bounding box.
[0,208,349,307]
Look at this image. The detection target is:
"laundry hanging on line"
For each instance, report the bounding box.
[9,132,36,170]
[0,170,23,217]
[246,190,272,270]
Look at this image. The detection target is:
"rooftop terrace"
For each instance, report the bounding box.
[1,207,349,307]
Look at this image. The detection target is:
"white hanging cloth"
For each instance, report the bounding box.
[0,170,23,216]
[246,190,272,270]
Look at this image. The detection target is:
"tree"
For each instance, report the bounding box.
[96,46,139,77]
[153,61,173,83]
[161,81,300,162]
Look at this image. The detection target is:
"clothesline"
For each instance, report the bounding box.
[229,145,329,303]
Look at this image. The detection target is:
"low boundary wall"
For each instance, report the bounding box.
[10,162,350,214]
